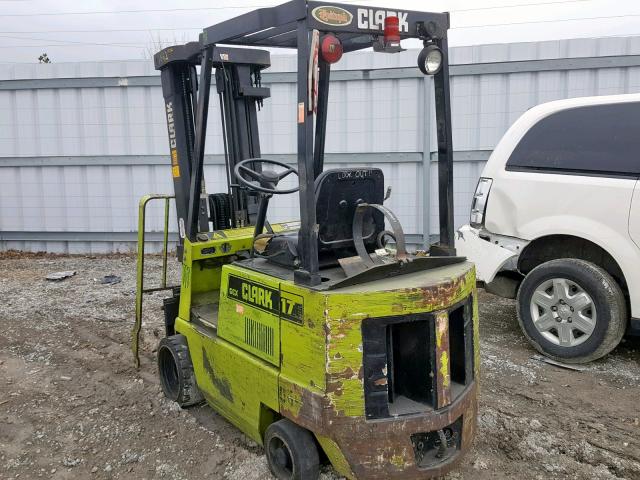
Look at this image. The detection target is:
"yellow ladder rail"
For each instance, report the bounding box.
[131,194,178,368]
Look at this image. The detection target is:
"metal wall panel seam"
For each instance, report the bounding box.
[0,152,429,167]
[3,54,640,91]
[0,152,490,167]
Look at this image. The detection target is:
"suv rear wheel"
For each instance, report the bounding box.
[517,258,627,363]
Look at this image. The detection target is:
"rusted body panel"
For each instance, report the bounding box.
[435,312,452,408]
[281,381,477,479]
[279,261,479,479]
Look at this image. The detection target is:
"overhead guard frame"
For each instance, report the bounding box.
[162,0,456,286]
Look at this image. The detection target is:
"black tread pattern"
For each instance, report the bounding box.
[265,419,320,480]
[158,335,204,407]
[517,258,627,364]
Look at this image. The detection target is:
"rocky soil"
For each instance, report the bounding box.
[1,253,639,479]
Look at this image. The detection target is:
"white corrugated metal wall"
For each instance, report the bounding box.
[3,36,640,253]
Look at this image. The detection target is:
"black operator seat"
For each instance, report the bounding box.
[262,168,385,268]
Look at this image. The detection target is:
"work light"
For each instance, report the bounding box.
[418,44,443,75]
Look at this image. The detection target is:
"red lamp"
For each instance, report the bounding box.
[320,34,343,64]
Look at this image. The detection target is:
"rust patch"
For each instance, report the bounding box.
[327,366,360,382]
[324,384,478,480]
[461,395,477,449]
[284,364,477,478]
[402,275,467,311]
[391,303,404,313]
[279,380,325,432]
[435,312,451,408]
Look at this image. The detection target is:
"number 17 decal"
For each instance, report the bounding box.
[280,290,304,325]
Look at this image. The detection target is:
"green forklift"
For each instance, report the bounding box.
[132,1,479,478]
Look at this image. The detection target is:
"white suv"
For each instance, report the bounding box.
[457,93,640,363]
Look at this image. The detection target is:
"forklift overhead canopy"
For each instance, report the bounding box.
[201,0,449,51]
[157,0,457,287]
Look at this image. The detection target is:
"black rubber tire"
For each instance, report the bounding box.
[264,419,319,480]
[157,334,204,407]
[517,259,627,364]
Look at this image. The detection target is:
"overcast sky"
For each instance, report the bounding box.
[0,0,638,64]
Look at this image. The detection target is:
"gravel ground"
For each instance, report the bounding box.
[1,253,639,480]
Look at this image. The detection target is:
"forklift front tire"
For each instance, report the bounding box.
[157,335,204,407]
[265,419,319,480]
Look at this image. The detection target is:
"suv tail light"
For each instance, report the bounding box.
[470,178,492,227]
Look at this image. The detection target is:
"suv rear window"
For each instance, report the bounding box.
[506,102,640,176]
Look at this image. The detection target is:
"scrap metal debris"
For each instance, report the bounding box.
[532,354,587,371]
[99,275,122,285]
[46,271,76,281]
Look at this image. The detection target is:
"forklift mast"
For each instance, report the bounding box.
[215,55,271,229]
[154,43,271,257]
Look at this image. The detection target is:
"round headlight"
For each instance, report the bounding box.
[418,45,443,76]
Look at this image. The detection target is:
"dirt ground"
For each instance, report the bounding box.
[1,253,639,480]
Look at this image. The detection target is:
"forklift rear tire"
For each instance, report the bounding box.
[157,335,204,407]
[265,419,319,480]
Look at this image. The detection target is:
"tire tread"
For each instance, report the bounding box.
[264,419,319,480]
[158,334,204,407]
[516,258,627,363]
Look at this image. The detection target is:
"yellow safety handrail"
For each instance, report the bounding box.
[131,194,177,368]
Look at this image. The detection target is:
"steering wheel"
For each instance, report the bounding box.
[234,158,299,195]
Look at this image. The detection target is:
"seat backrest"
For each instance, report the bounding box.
[314,168,385,250]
